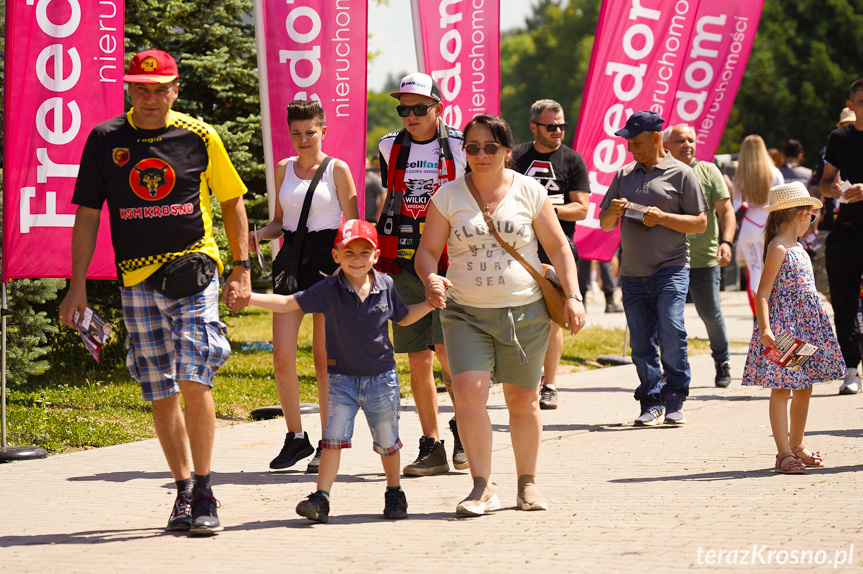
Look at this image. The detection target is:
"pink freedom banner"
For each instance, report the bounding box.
[411,0,501,129]
[3,0,124,280]
[573,0,763,261]
[254,0,368,219]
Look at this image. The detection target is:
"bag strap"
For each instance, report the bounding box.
[464,173,546,285]
[289,156,334,260]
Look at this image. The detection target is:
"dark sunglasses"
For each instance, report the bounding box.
[532,122,568,132]
[464,142,503,156]
[396,103,436,117]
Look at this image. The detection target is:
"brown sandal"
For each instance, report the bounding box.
[791,443,825,467]
[775,452,806,474]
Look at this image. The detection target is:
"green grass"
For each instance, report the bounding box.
[5,306,710,453]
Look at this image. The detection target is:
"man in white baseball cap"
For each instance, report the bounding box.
[375,73,468,476]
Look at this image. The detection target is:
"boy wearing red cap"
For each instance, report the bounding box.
[230,219,437,522]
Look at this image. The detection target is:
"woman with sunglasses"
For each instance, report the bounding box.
[250,100,358,473]
[415,114,585,516]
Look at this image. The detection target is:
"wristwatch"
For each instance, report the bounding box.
[720,240,734,249]
[233,259,251,269]
[566,292,584,302]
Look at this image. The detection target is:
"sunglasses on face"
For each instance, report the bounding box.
[532,122,568,132]
[464,142,503,156]
[798,209,817,224]
[396,103,436,117]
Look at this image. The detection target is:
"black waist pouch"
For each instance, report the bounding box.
[146,252,217,299]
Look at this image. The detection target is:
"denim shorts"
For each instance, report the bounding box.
[391,269,444,353]
[122,276,231,402]
[440,298,550,390]
[323,369,402,456]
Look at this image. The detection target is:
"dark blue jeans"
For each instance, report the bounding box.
[622,267,691,410]
[688,265,730,365]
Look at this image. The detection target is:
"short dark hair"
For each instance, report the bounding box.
[783,139,803,159]
[850,79,863,99]
[287,99,326,126]
[463,114,515,149]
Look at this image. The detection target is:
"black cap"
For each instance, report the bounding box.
[614,110,665,139]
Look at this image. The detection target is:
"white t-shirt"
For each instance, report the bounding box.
[432,170,546,308]
[279,157,342,232]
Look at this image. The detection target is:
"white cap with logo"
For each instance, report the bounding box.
[390,73,442,102]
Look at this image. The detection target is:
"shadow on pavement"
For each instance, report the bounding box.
[67,470,321,487]
[608,464,863,483]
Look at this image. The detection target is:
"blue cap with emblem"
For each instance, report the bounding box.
[614,110,665,139]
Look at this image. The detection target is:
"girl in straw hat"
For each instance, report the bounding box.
[741,181,845,473]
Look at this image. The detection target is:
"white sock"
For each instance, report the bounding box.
[294,431,305,440]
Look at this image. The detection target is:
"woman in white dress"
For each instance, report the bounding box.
[734,134,785,317]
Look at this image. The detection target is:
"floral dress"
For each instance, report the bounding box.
[742,246,845,389]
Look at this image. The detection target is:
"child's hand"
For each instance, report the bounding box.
[760,328,777,349]
[226,288,238,308]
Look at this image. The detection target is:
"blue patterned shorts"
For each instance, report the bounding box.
[121,276,231,401]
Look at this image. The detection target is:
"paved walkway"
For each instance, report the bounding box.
[3,290,863,573]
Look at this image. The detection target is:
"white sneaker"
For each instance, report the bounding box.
[839,370,861,395]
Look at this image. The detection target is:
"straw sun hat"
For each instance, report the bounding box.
[764,181,823,212]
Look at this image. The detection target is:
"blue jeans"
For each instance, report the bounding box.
[688,266,730,365]
[324,369,402,456]
[621,267,691,410]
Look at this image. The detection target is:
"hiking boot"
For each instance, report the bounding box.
[305,441,323,474]
[403,436,449,476]
[714,362,732,388]
[188,488,222,536]
[296,491,329,524]
[839,370,861,395]
[383,489,408,520]
[270,432,314,469]
[449,419,469,470]
[604,294,624,313]
[539,379,559,410]
[663,392,686,425]
[634,406,665,426]
[165,490,192,531]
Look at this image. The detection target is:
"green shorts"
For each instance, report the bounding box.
[440,298,550,390]
[391,268,444,353]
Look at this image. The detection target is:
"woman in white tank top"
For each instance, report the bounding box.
[249,100,358,472]
[734,135,785,317]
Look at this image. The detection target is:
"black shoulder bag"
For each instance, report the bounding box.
[273,156,334,294]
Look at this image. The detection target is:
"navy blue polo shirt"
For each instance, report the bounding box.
[295,269,409,376]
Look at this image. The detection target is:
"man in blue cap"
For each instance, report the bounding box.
[598,111,707,426]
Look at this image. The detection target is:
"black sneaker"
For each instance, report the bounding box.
[188,488,222,536]
[539,380,558,410]
[383,488,408,519]
[305,441,323,474]
[715,362,731,388]
[449,419,469,470]
[165,490,192,531]
[403,436,449,476]
[296,491,329,523]
[270,432,315,469]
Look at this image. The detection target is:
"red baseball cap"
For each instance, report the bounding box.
[335,219,379,250]
[123,49,179,84]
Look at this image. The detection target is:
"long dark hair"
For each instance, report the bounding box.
[287,99,326,126]
[763,207,798,261]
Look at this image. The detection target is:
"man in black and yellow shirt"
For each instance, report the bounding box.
[59,50,250,536]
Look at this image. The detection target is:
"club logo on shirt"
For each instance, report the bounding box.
[112,148,130,167]
[525,160,560,192]
[129,158,176,201]
[402,178,436,218]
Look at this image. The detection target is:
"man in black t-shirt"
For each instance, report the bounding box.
[512,99,590,410]
[820,78,863,395]
[59,50,251,535]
